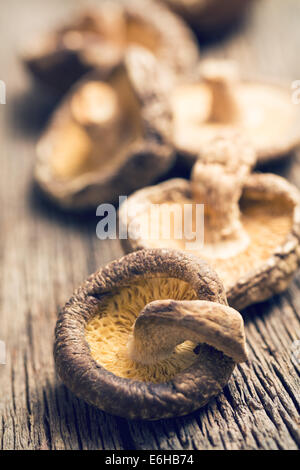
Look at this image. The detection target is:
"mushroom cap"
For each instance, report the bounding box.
[22,0,200,93]
[34,48,174,210]
[160,0,252,36]
[171,77,300,165]
[119,174,300,310]
[54,249,246,420]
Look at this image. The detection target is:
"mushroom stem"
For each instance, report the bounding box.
[127,299,248,365]
[192,162,243,243]
[201,59,240,123]
[191,133,255,250]
[70,80,124,161]
[70,81,122,133]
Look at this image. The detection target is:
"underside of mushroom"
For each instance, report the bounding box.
[86,277,247,383]
[22,0,200,93]
[55,249,247,419]
[171,59,300,164]
[35,47,174,209]
[119,136,300,309]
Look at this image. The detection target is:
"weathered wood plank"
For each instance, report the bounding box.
[0,0,299,450]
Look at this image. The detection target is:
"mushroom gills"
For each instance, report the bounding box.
[131,193,293,292]
[41,69,143,181]
[55,249,249,418]
[171,79,299,161]
[86,276,247,383]
[85,277,199,383]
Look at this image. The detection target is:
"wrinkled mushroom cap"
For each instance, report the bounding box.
[119,173,300,310]
[54,249,247,420]
[171,59,300,164]
[35,48,174,210]
[160,0,252,35]
[22,0,200,93]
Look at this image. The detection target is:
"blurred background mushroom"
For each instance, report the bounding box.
[34,48,174,209]
[170,59,300,166]
[22,0,200,94]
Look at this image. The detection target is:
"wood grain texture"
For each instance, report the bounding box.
[0,0,299,450]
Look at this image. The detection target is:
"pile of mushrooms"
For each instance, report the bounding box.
[35,53,300,210]
[119,133,300,310]
[54,249,247,420]
[22,0,199,93]
[171,59,300,165]
[22,0,300,420]
[35,48,174,209]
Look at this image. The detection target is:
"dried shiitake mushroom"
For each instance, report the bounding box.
[54,249,247,420]
[35,48,174,210]
[171,59,300,165]
[22,0,200,93]
[119,135,300,310]
[160,0,252,36]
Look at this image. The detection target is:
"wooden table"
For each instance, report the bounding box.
[0,0,299,450]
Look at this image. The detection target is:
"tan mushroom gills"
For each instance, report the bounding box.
[42,71,143,181]
[171,58,299,160]
[57,250,246,418]
[123,163,295,292]
[86,278,198,383]
[87,275,246,384]
[128,299,248,365]
[85,277,246,383]
[132,194,294,293]
[46,122,92,179]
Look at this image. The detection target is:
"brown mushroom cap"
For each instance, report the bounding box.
[160,0,252,36]
[35,47,174,210]
[119,168,300,310]
[22,0,200,93]
[171,59,300,164]
[54,248,247,420]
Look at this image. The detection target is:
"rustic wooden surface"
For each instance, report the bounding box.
[0,0,300,450]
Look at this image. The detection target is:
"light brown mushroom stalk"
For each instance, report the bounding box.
[71,81,121,128]
[70,81,123,145]
[128,299,248,365]
[191,134,256,255]
[201,59,240,123]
